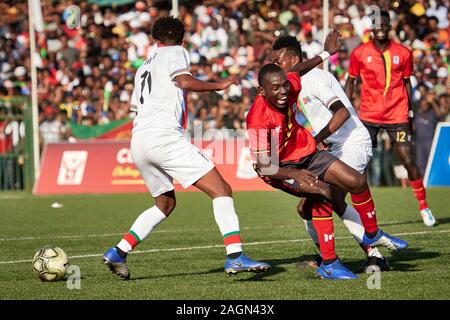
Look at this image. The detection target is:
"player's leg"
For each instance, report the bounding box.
[115,190,175,257]
[298,189,363,250]
[317,154,379,240]
[265,174,361,250]
[257,160,357,278]
[389,124,436,226]
[310,199,357,279]
[192,168,270,274]
[102,131,178,279]
[298,189,387,271]
[298,198,319,251]
[330,143,388,264]
[321,153,408,251]
[159,136,269,274]
[297,196,357,279]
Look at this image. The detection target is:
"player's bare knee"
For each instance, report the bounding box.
[217,181,233,197]
[401,157,415,172]
[207,182,233,199]
[354,175,367,194]
[156,198,176,216]
[348,174,366,194]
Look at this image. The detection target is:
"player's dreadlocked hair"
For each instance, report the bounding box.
[258,63,283,87]
[152,16,185,45]
[272,35,303,58]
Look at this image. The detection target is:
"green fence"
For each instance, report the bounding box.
[0,96,34,192]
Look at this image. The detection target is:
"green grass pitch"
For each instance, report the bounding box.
[0,188,449,300]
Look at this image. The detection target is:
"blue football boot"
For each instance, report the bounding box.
[102,247,130,280]
[316,260,358,280]
[224,253,271,275]
[362,229,408,251]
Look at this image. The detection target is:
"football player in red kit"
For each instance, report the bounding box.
[246,63,408,279]
[345,10,436,227]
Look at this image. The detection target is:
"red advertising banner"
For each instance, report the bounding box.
[33,140,272,195]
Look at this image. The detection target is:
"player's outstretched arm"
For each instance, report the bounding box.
[289,30,341,76]
[313,101,350,144]
[174,74,238,92]
[344,76,356,100]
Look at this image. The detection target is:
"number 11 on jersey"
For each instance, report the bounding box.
[139,70,152,104]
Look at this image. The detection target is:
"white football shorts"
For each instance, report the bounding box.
[329,142,373,174]
[131,129,215,197]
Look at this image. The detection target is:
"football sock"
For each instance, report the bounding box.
[115,246,127,258]
[312,202,336,262]
[323,257,338,265]
[303,219,320,247]
[351,188,379,237]
[340,205,365,244]
[227,252,242,259]
[117,205,167,253]
[409,178,429,210]
[212,197,243,255]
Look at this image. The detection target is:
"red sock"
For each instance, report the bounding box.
[312,202,336,261]
[351,188,379,234]
[409,178,428,210]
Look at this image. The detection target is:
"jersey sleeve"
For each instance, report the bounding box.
[246,100,271,157]
[348,49,360,78]
[309,71,340,109]
[168,47,192,80]
[402,49,413,78]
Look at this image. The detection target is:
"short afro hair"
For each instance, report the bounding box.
[152,16,185,45]
[380,9,390,22]
[258,63,284,87]
[272,35,302,58]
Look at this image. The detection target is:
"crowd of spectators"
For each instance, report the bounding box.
[0,0,449,188]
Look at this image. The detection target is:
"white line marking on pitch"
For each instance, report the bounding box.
[1,229,449,265]
[0,218,423,242]
[0,225,293,242]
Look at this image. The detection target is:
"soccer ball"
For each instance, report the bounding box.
[32,246,69,282]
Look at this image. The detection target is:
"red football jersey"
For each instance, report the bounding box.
[246,72,317,163]
[348,40,413,124]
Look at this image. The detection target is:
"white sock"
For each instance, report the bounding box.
[212,197,242,255]
[117,206,167,253]
[340,205,365,244]
[304,219,319,246]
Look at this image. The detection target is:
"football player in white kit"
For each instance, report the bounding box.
[271,36,390,271]
[102,17,273,279]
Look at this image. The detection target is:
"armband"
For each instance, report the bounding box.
[319,51,330,61]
